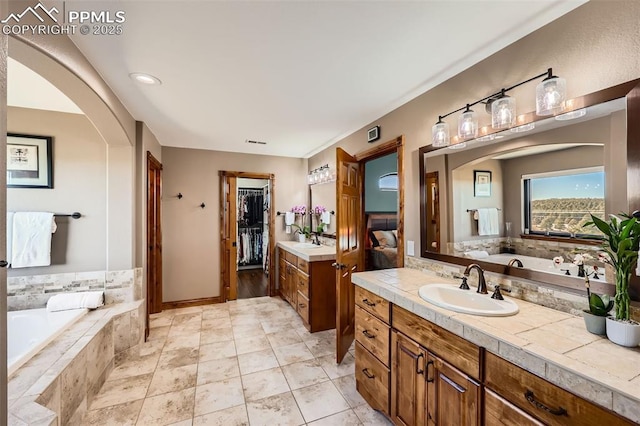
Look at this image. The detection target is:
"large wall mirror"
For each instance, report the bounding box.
[309,182,337,237]
[419,80,640,300]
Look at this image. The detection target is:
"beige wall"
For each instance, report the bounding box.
[161,147,307,302]
[451,159,503,242]
[308,1,640,257]
[8,107,107,276]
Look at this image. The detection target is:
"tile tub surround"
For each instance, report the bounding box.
[351,268,640,423]
[81,297,392,425]
[277,240,336,262]
[7,267,143,311]
[8,300,144,425]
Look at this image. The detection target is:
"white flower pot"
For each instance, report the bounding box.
[606,317,640,347]
[298,234,306,243]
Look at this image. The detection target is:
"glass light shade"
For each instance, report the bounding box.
[491,96,516,129]
[432,121,450,147]
[536,76,566,116]
[307,173,314,185]
[458,109,478,140]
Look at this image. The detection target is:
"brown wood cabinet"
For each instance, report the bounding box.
[354,285,633,426]
[277,247,336,332]
[354,286,391,416]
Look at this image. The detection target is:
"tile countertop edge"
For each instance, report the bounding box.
[351,269,640,423]
[277,241,336,262]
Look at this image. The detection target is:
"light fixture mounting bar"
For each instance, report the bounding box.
[436,68,554,121]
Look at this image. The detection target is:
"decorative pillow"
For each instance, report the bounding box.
[372,230,397,248]
[369,230,380,247]
[392,229,398,240]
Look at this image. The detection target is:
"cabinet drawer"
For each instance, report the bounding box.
[285,251,298,265]
[355,306,390,366]
[485,389,543,426]
[355,342,389,416]
[485,352,632,426]
[296,271,309,298]
[297,293,309,324]
[355,286,390,323]
[392,305,480,381]
[297,258,309,274]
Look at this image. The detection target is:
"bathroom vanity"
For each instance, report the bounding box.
[352,268,639,425]
[277,241,337,332]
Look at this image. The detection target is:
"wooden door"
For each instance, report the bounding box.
[335,148,363,363]
[425,172,440,253]
[391,331,426,426]
[219,173,238,301]
[426,353,480,426]
[146,152,163,320]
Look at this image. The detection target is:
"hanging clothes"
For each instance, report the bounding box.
[237,189,264,227]
[237,227,263,266]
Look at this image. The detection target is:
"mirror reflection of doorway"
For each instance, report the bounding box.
[425,171,440,252]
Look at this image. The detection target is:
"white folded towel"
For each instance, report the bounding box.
[285,211,295,226]
[321,211,331,225]
[477,208,499,236]
[464,250,490,260]
[11,212,56,268]
[7,212,14,267]
[46,291,104,312]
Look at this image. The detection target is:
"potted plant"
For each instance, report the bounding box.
[582,276,613,335]
[292,224,311,243]
[586,213,640,347]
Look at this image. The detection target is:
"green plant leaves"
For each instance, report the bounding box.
[589,293,614,316]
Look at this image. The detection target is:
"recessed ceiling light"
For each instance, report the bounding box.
[129,72,161,85]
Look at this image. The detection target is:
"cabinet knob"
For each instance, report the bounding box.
[0,260,7,268]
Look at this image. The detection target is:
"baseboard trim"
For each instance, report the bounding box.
[161,296,222,310]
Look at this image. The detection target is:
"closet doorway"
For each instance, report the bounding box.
[219,172,275,302]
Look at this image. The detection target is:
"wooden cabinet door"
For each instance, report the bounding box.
[391,331,426,426]
[426,353,480,426]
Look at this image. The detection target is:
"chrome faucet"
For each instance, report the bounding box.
[463,263,488,294]
[507,258,523,268]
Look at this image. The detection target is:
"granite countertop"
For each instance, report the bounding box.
[277,240,336,262]
[351,268,640,423]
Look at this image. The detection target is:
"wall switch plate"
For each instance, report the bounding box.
[407,240,415,256]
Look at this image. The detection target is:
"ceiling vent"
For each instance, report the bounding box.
[245,139,267,145]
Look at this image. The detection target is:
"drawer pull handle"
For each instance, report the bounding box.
[362,368,375,379]
[525,390,567,416]
[362,330,376,339]
[362,298,376,307]
[299,304,306,309]
[426,360,434,383]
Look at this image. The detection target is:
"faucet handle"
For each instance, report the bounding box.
[459,276,470,290]
[491,285,504,300]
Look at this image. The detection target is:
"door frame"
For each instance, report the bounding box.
[219,171,276,299]
[146,152,162,338]
[355,135,405,268]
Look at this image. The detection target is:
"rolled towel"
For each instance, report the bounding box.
[46,291,104,312]
[464,250,489,260]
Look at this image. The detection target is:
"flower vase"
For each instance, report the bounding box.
[582,311,607,335]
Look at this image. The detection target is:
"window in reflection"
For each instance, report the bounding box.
[524,167,605,238]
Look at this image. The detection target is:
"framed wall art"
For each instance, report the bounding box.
[474,170,491,197]
[7,133,53,188]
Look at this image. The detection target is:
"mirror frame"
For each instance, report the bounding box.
[419,79,640,300]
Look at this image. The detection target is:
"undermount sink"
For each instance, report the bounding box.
[294,242,322,249]
[418,284,519,317]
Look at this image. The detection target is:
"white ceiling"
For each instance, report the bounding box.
[7,57,83,115]
[65,0,586,158]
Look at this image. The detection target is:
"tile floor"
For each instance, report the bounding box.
[81,296,392,425]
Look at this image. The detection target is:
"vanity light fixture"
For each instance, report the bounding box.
[457,105,478,140]
[430,68,566,147]
[307,164,336,185]
[555,108,587,121]
[129,72,162,85]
